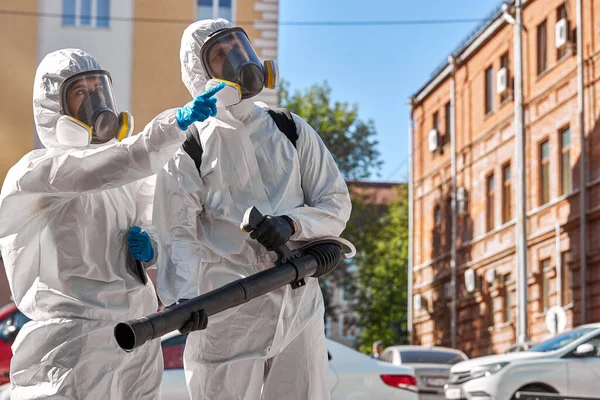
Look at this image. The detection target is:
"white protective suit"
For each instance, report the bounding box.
[0,49,187,399]
[153,19,352,400]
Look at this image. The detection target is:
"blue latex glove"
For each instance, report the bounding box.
[128,226,154,263]
[176,82,226,131]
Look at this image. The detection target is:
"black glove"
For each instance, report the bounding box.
[167,299,208,335]
[250,215,295,251]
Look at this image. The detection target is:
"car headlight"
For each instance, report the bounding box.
[470,362,509,379]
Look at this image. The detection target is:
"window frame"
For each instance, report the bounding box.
[559,126,572,196]
[502,162,512,223]
[444,101,451,146]
[537,19,548,75]
[197,0,234,22]
[541,258,553,312]
[500,51,510,104]
[556,3,569,61]
[561,251,573,306]
[486,172,496,232]
[540,139,551,205]
[62,0,111,29]
[485,66,494,115]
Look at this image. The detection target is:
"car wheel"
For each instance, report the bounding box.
[511,384,558,400]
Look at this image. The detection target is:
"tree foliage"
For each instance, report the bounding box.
[279,80,382,180]
[351,188,410,353]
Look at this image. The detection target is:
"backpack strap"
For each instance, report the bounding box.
[181,108,298,173]
[266,108,298,148]
[181,123,203,173]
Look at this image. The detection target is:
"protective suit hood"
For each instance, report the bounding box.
[180,18,256,116]
[33,48,103,150]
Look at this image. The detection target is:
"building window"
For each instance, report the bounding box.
[445,197,452,252]
[561,251,573,306]
[339,313,359,340]
[444,281,452,299]
[434,204,441,228]
[433,111,439,132]
[557,3,569,60]
[197,0,233,22]
[444,101,451,146]
[541,258,552,311]
[485,66,494,115]
[540,140,551,205]
[537,20,548,75]
[486,173,495,232]
[62,0,111,28]
[339,286,354,304]
[500,52,510,104]
[560,126,572,196]
[504,273,513,323]
[502,163,512,223]
[97,0,110,28]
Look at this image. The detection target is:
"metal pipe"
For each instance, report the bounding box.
[448,55,458,350]
[514,0,529,345]
[576,0,587,325]
[408,98,415,344]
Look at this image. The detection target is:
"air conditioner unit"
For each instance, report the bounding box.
[414,294,428,311]
[465,269,477,293]
[428,129,440,152]
[457,187,468,215]
[555,18,568,48]
[497,68,508,94]
[486,268,497,284]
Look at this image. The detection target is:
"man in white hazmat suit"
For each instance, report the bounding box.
[152,19,352,400]
[0,48,222,399]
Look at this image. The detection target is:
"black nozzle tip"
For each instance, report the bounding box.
[114,322,136,351]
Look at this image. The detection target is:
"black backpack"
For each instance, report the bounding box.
[182,108,298,174]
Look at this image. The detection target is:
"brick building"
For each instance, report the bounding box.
[410,0,600,357]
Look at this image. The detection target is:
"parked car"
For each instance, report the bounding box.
[379,345,468,400]
[161,332,420,399]
[0,303,30,386]
[445,323,600,400]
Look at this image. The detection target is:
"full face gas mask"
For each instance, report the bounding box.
[57,70,134,147]
[201,27,278,107]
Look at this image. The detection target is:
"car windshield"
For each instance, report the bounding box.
[400,350,466,365]
[530,327,597,352]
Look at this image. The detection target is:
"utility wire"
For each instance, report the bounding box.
[0,9,485,26]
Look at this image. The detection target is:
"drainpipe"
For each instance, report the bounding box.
[576,0,587,324]
[408,98,415,344]
[506,0,530,345]
[448,55,458,350]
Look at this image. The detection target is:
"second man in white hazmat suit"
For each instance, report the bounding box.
[152,19,352,400]
[0,49,222,399]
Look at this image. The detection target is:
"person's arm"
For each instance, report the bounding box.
[152,153,204,306]
[284,114,352,240]
[0,110,187,239]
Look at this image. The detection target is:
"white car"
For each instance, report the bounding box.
[380,345,468,400]
[161,332,419,399]
[445,323,600,400]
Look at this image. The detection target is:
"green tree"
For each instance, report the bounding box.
[352,187,410,353]
[279,80,382,180]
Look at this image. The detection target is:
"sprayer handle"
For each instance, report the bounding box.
[241,206,265,232]
[240,206,298,264]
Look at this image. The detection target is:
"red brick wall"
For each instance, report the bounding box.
[412,0,600,356]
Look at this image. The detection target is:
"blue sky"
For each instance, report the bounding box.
[278,0,501,182]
